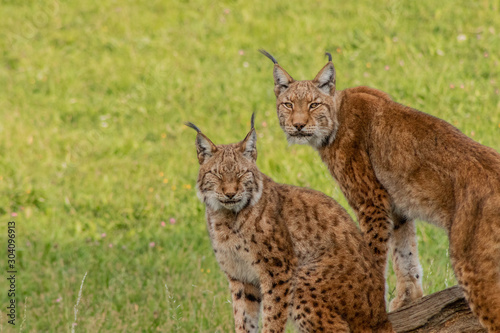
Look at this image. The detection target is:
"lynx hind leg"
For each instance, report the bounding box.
[389,215,423,311]
[291,261,393,333]
[450,219,500,332]
[229,278,261,333]
[290,285,350,333]
[290,304,350,332]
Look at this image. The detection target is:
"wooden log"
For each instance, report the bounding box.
[388,285,486,333]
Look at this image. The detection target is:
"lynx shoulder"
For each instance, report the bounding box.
[187,115,393,333]
[261,50,500,332]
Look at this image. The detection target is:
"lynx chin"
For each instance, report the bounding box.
[261,49,500,332]
[187,114,394,333]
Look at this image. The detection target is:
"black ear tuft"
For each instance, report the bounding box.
[259,49,278,64]
[185,122,201,133]
[325,52,332,62]
[250,112,255,130]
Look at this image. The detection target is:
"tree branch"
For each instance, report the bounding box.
[388,286,486,333]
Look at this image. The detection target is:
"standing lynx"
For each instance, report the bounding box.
[261,50,500,332]
[187,115,393,333]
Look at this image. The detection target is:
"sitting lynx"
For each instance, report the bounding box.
[260,50,500,332]
[187,115,393,333]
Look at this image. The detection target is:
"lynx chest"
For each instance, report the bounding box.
[207,216,260,286]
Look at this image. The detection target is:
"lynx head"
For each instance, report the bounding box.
[259,50,339,149]
[186,114,263,213]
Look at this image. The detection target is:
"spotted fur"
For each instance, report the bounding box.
[261,51,500,332]
[188,118,393,333]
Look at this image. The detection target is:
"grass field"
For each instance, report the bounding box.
[0,0,499,331]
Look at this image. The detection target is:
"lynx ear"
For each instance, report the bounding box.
[259,49,294,97]
[185,122,217,164]
[273,65,294,96]
[313,53,336,95]
[239,113,257,161]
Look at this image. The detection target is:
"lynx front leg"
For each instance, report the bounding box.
[350,185,393,274]
[389,215,423,311]
[258,260,294,333]
[327,149,394,275]
[260,277,293,333]
[228,277,261,333]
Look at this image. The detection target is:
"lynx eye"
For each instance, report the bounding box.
[237,171,249,179]
[309,103,320,109]
[283,102,293,109]
[210,172,222,180]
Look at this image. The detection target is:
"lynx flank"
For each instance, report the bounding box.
[261,50,500,332]
[187,115,393,333]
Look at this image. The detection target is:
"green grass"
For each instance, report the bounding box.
[0,0,499,331]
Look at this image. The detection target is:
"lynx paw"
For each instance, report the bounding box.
[389,281,423,312]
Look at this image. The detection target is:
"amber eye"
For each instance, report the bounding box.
[283,102,293,109]
[309,103,320,109]
[211,172,222,180]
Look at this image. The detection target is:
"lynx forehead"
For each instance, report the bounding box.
[283,81,319,99]
[261,50,500,332]
[187,115,394,333]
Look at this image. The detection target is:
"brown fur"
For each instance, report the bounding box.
[188,118,393,333]
[261,51,500,332]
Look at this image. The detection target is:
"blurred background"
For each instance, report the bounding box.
[0,0,499,331]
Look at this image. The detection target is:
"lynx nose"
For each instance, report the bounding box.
[222,182,238,199]
[293,122,306,131]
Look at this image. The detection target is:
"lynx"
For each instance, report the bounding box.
[187,115,394,333]
[260,50,500,332]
